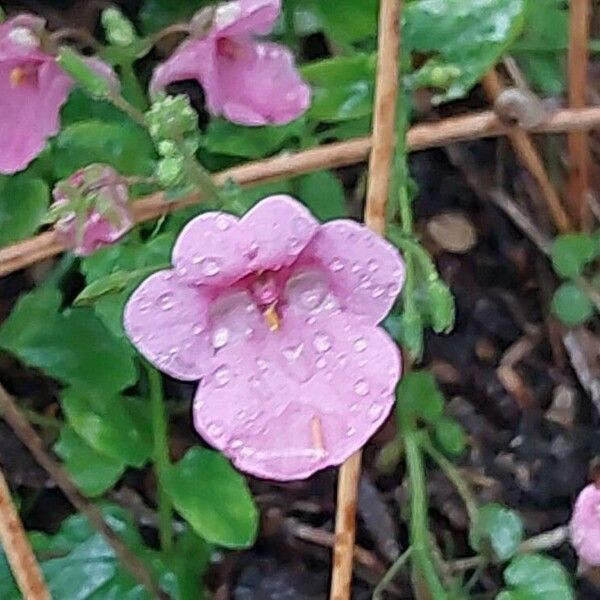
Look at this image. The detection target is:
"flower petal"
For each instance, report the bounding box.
[193,311,401,480]
[570,484,600,566]
[301,220,405,325]
[216,40,310,125]
[123,270,212,381]
[215,0,280,36]
[173,196,318,286]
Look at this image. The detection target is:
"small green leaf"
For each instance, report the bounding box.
[551,233,596,278]
[471,503,524,561]
[427,278,455,334]
[61,388,152,467]
[551,283,594,327]
[0,175,49,245]
[498,553,574,600]
[297,171,347,221]
[54,427,125,497]
[163,448,259,548]
[434,418,467,456]
[396,371,444,424]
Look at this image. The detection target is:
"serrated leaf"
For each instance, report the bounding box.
[471,503,524,561]
[396,371,444,423]
[0,175,49,244]
[551,233,596,278]
[551,283,594,327]
[54,427,125,497]
[163,448,259,548]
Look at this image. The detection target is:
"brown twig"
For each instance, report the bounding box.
[483,69,573,233]
[568,0,592,226]
[0,467,50,599]
[0,383,167,600]
[330,1,401,599]
[2,107,600,277]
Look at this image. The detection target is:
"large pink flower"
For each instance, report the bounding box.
[571,484,600,567]
[150,0,310,126]
[124,196,405,480]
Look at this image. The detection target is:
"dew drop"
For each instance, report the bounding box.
[346,426,356,437]
[329,258,344,272]
[196,257,220,277]
[213,365,231,387]
[157,292,174,311]
[338,352,348,366]
[372,286,385,299]
[313,332,332,353]
[316,357,327,370]
[139,301,152,314]
[351,263,361,273]
[283,343,304,362]
[289,237,302,254]
[387,283,399,297]
[230,439,243,449]
[256,358,269,371]
[162,272,173,281]
[350,403,360,413]
[215,214,231,231]
[353,337,367,353]
[368,402,384,421]
[212,327,229,349]
[176,265,188,277]
[367,259,379,272]
[207,421,224,437]
[193,323,204,335]
[354,378,369,396]
[236,409,246,420]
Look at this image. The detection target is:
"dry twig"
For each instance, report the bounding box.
[0,383,167,600]
[0,467,50,599]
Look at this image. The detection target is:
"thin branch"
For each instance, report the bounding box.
[330,1,401,598]
[2,106,600,277]
[0,467,50,599]
[568,0,592,226]
[483,69,573,233]
[0,383,167,600]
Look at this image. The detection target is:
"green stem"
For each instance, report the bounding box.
[146,362,173,552]
[402,422,448,600]
[109,92,147,127]
[181,150,226,205]
[119,62,148,111]
[373,547,413,599]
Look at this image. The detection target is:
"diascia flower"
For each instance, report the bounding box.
[0,15,117,174]
[51,164,133,256]
[570,483,600,567]
[124,196,405,480]
[150,0,310,126]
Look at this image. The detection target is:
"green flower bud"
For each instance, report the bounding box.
[145,95,198,141]
[156,155,186,187]
[101,7,137,47]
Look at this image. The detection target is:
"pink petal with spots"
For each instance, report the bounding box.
[301,220,405,325]
[173,196,318,286]
[215,0,280,37]
[570,484,600,566]
[193,310,401,480]
[123,271,214,381]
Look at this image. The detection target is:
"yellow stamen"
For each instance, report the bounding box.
[9,67,27,87]
[311,416,326,457]
[263,304,280,331]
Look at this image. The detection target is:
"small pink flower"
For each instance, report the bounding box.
[0,15,118,174]
[571,484,600,567]
[124,196,405,480]
[150,0,310,126]
[51,164,133,256]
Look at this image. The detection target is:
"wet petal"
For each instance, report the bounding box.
[301,220,405,325]
[570,484,600,566]
[123,271,212,381]
[193,311,401,480]
[215,0,280,37]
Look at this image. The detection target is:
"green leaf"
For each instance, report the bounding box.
[0,175,49,244]
[139,0,208,33]
[302,55,376,122]
[202,118,304,159]
[54,427,125,497]
[404,0,526,102]
[427,279,455,334]
[434,418,467,456]
[305,0,378,45]
[0,288,137,394]
[396,371,444,423]
[551,233,596,278]
[61,89,128,125]
[471,503,523,561]
[296,171,347,221]
[0,505,206,599]
[498,554,574,600]
[52,120,155,178]
[551,283,594,327]
[61,388,152,467]
[163,448,259,548]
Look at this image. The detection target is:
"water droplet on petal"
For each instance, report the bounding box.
[350,403,360,413]
[351,263,361,274]
[256,358,269,371]
[387,283,400,297]
[215,214,231,231]
[368,259,379,272]
[354,379,369,396]
[368,403,384,421]
[230,439,243,449]
[353,337,367,353]
[236,409,246,420]
[283,343,304,362]
[157,292,174,311]
[139,301,152,313]
[207,421,224,437]
[194,256,220,277]
[338,352,348,366]
[329,258,344,272]
[289,237,302,254]
[372,286,385,299]
[212,327,229,349]
[193,323,204,335]
[313,332,332,353]
[316,357,327,370]
[346,426,356,437]
[213,365,231,387]
[176,265,188,277]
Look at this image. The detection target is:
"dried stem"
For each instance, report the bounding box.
[483,69,573,233]
[329,2,401,599]
[568,0,591,226]
[2,106,600,277]
[0,383,167,600]
[0,467,50,599]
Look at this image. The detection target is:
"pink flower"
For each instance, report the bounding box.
[0,15,118,174]
[124,196,405,480]
[150,0,310,126]
[571,484,600,567]
[51,164,133,256]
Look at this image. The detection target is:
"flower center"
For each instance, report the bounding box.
[216,37,246,60]
[249,272,281,332]
[9,66,28,87]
